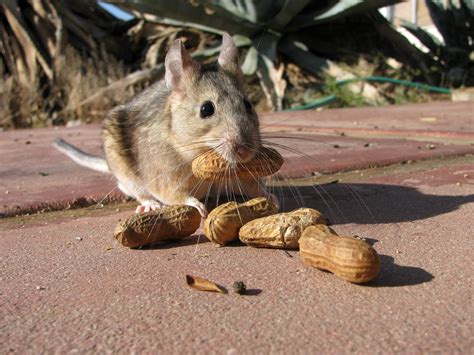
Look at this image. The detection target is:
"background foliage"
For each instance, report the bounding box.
[1,0,472,129]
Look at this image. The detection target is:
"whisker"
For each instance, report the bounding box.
[260,135,335,149]
[258,142,350,222]
[254,146,306,209]
[231,169,246,226]
[260,141,324,169]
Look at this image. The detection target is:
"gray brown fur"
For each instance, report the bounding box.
[99,33,275,215]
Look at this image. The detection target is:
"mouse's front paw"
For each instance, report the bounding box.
[135,200,164,213]
[185,197,208,218]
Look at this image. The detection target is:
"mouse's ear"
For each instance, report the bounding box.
[218,33,241,77]
[165,39,200,91]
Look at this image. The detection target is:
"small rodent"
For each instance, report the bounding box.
[54,33,278,217]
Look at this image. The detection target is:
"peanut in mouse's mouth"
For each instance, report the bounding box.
[191,147,283,181]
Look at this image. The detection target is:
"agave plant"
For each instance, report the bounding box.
[402,0,474,87]
[1,0,451,128]
[105,0,411,110]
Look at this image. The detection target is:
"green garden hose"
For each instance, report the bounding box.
[284,94,337,111]
[284,76,452,111]
[336,76,452,94]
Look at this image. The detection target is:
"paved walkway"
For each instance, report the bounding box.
[1,102,473,353]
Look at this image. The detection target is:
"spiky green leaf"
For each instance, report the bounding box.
[288,0,403,30]
[401,21,442,53]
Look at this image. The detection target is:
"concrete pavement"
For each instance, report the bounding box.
[1,102,473,353]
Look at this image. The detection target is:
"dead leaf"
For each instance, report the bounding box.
[186,275,226,294]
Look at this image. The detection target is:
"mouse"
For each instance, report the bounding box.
[54,33,278,217]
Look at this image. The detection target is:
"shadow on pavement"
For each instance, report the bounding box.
[243,289,262,296]
[268,183,474,225]
[368,255,434,287]
[133,234,210,250]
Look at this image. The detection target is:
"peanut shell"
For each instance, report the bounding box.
[192,147,283,180]
[204,197,278,246]
[239,208,327,249]
[114,205,201,248]
[299,225,380,284]
[186,275,226,293]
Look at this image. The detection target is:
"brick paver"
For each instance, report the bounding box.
[1,102,473,353]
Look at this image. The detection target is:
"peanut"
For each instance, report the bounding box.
[114,205,201,248]
[192,147,283,180]
[299,225,380,284]
[204,197,278,246]
[239,208,327,249]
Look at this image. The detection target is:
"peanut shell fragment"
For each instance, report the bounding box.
[239,208,327,249]
[192,147,283,180]
[299,225,380,284]
[186,275,226,293]
[114,205,201,248]
[204,197,278,246]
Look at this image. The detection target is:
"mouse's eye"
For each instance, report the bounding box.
[244,99,252,112]
[200,101,215,118]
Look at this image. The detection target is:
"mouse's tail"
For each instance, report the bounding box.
[53,138,110,173]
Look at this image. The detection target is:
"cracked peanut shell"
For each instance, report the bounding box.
[239,208,327,249]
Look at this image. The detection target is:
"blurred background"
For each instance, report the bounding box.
[1,0,473,129]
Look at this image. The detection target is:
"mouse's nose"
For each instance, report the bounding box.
[234,144,254,162]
